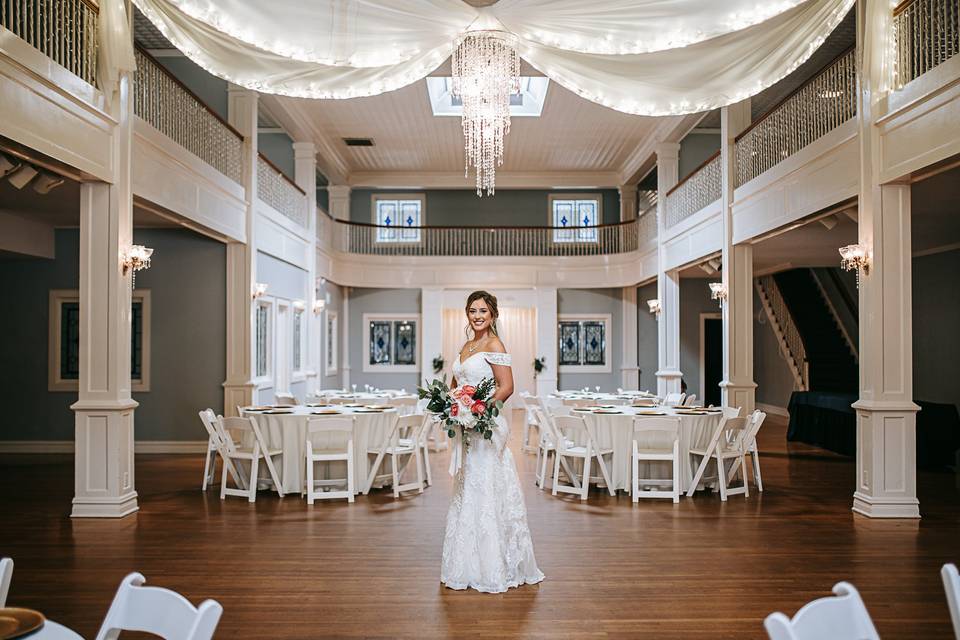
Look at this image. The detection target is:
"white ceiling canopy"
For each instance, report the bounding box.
[126,0,853,117]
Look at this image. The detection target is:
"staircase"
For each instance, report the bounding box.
[756,276,809,391]
[773,269,858,393]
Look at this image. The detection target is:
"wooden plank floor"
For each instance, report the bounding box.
[1,415,958,639]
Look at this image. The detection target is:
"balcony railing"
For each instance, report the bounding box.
[257,154,307,228]
[665,151,721,228]
[894,0,960,87]
[636,207,658,248]
[133,47,243,184]
[321,215,639,257]
[735,48,856,188]
[1,0,99,86]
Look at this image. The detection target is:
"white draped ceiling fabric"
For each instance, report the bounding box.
[127,0,854,116]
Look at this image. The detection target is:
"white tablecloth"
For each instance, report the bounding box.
[30,621,83,639]
[241,406,399,493]
[551,392,657,406]
[568,406,722,492]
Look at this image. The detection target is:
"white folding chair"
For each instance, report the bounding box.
[0,557,12,607]
[411,413,434,487]
[198,409,244,492]
[943,563,960,640]
[520,392,541,454]
[763,582,880,640]
[216,416,285,502]
[305,417,355,503]
[95,572,222,640]
[682,394,698,407]
[563,398,594,408]
[364,414,428,497]
[687,415,750,500]
[274,391,297,405]
[387,396,417,416]
[631,416,682,503]
[533,404,581,491]
[664,392,686,407]
[726,410,767,491]
[551,415,614,500]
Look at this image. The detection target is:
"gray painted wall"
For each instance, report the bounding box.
[913,249,960,410]
[318,279,344,390]
[349,189,621,226]
[0,228,225,442]
[680,278,720,400]
[258,132,295,181]
[349,288,422,391]
[556,288,622,391]
[637,282,659,393]
[679,134,721,181]
[753,288,798,409]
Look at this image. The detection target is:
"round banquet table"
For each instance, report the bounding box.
[550,392,657,406]
[568,406,723,493]
[28,620,83,639]
[241,406,399,494]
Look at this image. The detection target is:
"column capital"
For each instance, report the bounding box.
[292,141,317,158]
[655,141,680,160]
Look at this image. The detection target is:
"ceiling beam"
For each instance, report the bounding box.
[347,170,623,190]
[258,95,350,184]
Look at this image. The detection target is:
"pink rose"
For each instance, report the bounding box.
[471,400,487,415]
[461,385,477,398]
[451,388,463,399]
[450,403,459,417]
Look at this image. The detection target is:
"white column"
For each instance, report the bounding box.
[71,72,137,518]
[621,286,639,390]
[421,288,444,386]
[535,287,558,396]
[851,2,919,518]
[618,184,638,222]
[341,286,351,389]
[719,100,757,412]
[655,142,682,396]
[327,185,352,220]
[294,142,319,395]
[222,86,259,415]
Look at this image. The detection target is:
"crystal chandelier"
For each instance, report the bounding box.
[451,29,520,197]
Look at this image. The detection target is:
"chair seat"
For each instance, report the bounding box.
[633,448,676,458]
[689,446,742,459]
[368,445,415,455]
[562,445,613,456]
[230,447,282,458]
[308,448,351,457]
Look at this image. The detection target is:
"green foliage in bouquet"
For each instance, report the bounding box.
[417,376,504,443]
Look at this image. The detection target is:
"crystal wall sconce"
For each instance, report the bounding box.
[647,299,661,316]
[839,244,870,287]
[252,283,269,299]
[121,245,153,288]
[709,282,727,306]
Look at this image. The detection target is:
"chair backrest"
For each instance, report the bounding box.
[394,413,426,441]
[215,416,255,455]
[552,415,587,452]
[664,392,686,407]
[763,582,879,640]
[719,416,750,453]
[722,406,742,420]
[274,392,297,406]
[0,557,12,607]
[943,563,960,639]
[563,398,593,408]
[744,410,768,448]
[632,416,681,439]
[388,396,417,406]
[682,394,698,406]
[306,416,355,435]
[95,572,223,640]
[198,409,221,445]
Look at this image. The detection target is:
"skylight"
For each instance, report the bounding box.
[426,77,549,117]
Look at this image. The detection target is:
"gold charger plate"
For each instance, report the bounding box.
[593,409,623,414]
[312,409,342,415]
[264,409,294,414]
[342,403,365,408]
[571,407,591,412]
[635,410,667,416]
[243,406,271,412]
[306,403,332,408]
[364,404,392,410]
[674,410,708,415]
[353,408,384,413]
[0,608,45,639]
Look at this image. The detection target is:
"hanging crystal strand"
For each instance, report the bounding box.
[452,30,520,197]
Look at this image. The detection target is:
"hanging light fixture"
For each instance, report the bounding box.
[451,27,520,197]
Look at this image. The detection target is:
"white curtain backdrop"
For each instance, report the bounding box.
[125,0,856,115]
[441,307,535,410]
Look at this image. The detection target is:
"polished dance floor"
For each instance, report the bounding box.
[1,416,958,639]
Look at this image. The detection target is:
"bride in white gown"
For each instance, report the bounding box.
[441,290,544,593]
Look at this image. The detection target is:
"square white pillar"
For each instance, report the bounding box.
[655,142,682,396]
[621,286,640,390]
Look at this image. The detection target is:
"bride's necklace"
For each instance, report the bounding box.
[467,340,481,353]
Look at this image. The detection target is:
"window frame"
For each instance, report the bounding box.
[48,289,152,392]
[362,312,421,373]
[325,310,339,376]
[548,193,603,245]
[292,304,306,381]
[371,193,426,245]
[556,313,612,373]
[254,297,274,384]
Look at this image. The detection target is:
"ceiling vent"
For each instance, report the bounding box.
[343,137,375,147]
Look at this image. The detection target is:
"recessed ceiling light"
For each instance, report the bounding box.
[426,76,549,117]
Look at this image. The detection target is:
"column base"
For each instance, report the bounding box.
[852,492,920,519]
[620,366,640,390]
[719,380,757,412]
[655,369,683,396]
[223,380,256,416]
[71,492,139,518]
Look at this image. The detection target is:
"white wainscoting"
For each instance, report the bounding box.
[0,32,115,181]
[732,119,859,245]
[255,202,312,271]
[662,203,723,272]
[133,119,247,242]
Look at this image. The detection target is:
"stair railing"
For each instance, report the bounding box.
[756,275,809,391]
[810,269,859,363]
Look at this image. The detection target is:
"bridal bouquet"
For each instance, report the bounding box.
[417,377,503,442]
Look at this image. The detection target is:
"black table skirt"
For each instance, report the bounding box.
[786,391,960,469]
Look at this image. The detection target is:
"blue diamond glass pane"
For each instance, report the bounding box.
[394,321,416,365]
[558,322,580,365]
[583,322,605,365]
[60,301,80,380]
[370,321,391,364]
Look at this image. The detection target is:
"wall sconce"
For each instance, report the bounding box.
[709,282,727,306]
[252,283,268,299]
[312,299,326,315]
[839,244,870,287]
[292,299,306,312]
[121,245,153,288]
[647,299,661,316]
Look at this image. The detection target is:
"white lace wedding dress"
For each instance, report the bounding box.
[441,351,545,593]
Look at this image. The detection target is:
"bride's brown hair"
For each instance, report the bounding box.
[465,290,499,338]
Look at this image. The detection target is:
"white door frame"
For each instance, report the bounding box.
[699,312,722,403]
[276,300,290,394]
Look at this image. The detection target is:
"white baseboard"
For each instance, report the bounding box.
[757,403,790,418]
[0,440,208,454]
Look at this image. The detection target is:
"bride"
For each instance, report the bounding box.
[441,290,544,593]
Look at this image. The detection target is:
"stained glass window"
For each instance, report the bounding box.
[369,320,392,364]
[256,304,270,377]
[326,312,338,372]
[131,300,144,380]
[366,317,418,367]
[60,302,80,380]
[394,321,416,365]
[375,197,423,243]
[551,196,600,243]
[557,319,606,366]
[292,309,303,371]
